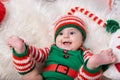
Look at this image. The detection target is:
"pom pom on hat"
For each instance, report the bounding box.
[0,1,6,24]
[54,15,87,42]
[106,20,120,33]
[68,7,120,34]
[54,6,120,42]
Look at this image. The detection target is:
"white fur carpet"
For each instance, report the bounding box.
[0,0,120,80]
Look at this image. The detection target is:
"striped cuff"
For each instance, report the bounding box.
[77,59,103,80]
[83,59,102,73]
[19,63,36,75]
[12,44,36,75]
[12,44,28,57]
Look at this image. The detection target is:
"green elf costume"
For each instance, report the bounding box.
[12,15,108,80]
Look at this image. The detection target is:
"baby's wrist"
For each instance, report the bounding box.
[14,44,26,54]
[12,44,28,57]
[84,59,102,73]
[87,56,100,69]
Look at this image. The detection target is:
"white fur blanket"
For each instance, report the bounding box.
[0,0,120,80]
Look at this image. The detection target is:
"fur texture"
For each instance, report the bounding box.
[0,0,119,80]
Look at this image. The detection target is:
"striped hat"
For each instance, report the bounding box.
[54,15,87,41]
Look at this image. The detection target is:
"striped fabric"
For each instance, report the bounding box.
[12,45,49,75]
[54,15,87,34]
[68,7,106,28]
[77,66,102,80]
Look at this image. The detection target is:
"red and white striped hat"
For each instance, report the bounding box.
[54,15,87,41]
[54,7,106,42]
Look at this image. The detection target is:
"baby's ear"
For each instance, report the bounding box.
[106,20,120,33]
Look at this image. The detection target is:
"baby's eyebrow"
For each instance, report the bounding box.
[69,28,78,31]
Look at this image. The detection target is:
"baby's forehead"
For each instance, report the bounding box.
[62,27,79,31]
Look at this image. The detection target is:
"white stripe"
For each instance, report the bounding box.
[68,7,106,28]
[55,15,84,27]
[30,46,35,58]
[36,49,42,62]
[14,58,34,69]
[17,60,35,73]
[13,56,31,64]
[34,48,39,60]
[77,75,83,80]
[55,20,85,31]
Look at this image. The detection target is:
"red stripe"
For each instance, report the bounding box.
[93,16,98,21]
[75,7,79,10]
[44,48,49,58]
[68,12,72,15]
[13,59,31,67]
[103,23,106,27]
[79,8,84,13]
[78,73,87,80]
[81,67,102,77]
[30,46,35,57]
[55,16,85,27]
[37,50,43,62]
[84,10,89,15]
[71,8,75,13]
[84,52,93,60]
[97,19,103,25]
[39,49,46,62]
[15,60,34,71]
[89,13,94,18]
[55,22,86,34]
[35,50,40,61]
[12,51,30,60]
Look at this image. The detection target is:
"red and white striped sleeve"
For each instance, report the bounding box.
[12,44,50,75]
[76,50,103,80]
[29,45,49,63]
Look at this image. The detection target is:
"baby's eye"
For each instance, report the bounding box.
[70,31,75,35]
[59,32,63,35]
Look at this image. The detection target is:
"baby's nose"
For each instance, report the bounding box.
[64,33,69,38]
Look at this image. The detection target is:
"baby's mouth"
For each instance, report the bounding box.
[63,42,72,46]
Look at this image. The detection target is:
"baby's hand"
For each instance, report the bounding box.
[7,35,26,54]
[98,48,116,64]
[87,48,116,70]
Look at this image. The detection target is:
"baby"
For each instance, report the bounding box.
[7,15,116,80]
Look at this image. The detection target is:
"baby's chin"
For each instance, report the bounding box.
[60,46,73,50]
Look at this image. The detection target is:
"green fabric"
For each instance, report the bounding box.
[83,59,102,73]
[42,45,84,80]
[83,58,109,74]
[106,19,120,33]
[12,44,28,57]
[102,64,109,72]
[54,24,86,42]
[42,45,108,79]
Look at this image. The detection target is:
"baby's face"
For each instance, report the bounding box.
[56,27,83,50]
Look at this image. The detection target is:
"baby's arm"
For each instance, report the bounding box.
[87,48,116,70]
[76,48,116,80]
[7,36,49,80]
